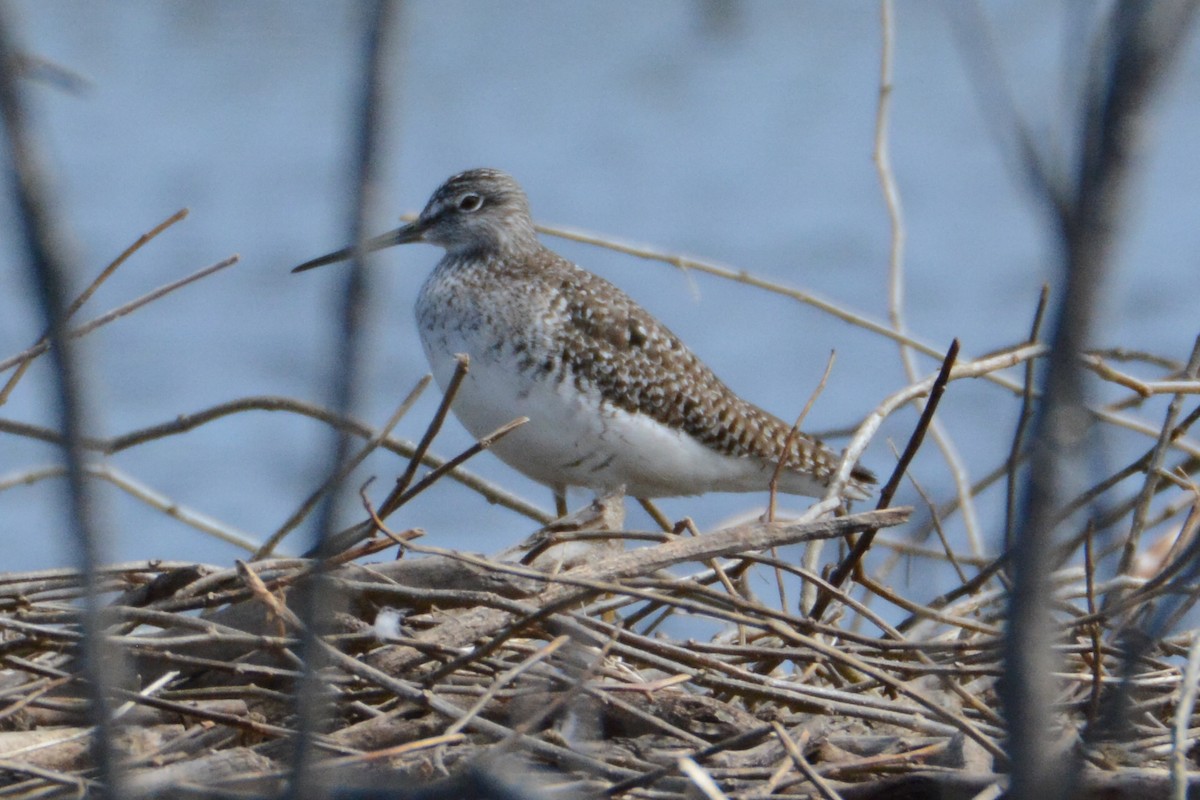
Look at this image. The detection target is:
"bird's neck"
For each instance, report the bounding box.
[442,231,542,265]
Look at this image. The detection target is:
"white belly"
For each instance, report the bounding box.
[419,335,819,498]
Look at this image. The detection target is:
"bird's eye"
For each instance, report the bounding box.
[457,193,483,212]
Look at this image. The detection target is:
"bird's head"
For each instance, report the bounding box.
[291,168,537,273]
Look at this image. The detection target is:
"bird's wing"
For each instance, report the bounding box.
[540,253,873,489]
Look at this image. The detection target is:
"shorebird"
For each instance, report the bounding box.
[293,168,873,517]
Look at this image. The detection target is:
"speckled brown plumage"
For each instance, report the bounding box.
[521,244,872,486]
[296,168,875,500]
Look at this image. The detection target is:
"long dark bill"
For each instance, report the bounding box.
[291,221,422,273]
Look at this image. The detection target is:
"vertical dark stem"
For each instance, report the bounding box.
[1002,3,1198,798]
[288,2,401,796]
[0,7,119,795]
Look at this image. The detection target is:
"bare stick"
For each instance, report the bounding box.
[0,254,240,374]
[0,208,189,403]
[768,349,835,522]
[873,2,980,557]
[386,353,469,511]
[772,722,844,800]
[255,375,431,559]
[810,340,959,621]
[1171,635,1200,799]
[380,416,528,514]
[0,393,552,522]
[311,415,528,556]
[678,757,732,800]
[1119,334,1200,575]
[1005,283,1050,550]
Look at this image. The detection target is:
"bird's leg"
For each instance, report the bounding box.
[554,489,568,519]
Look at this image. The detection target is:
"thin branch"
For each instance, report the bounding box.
[811,340,959,621]
[255,375,431,559]
[0,254,240,374]
[1006,283,1051,550]
[381,354,468,516]
[1119,334,1200,575]
[0,394,552,522]
[0,208,190,404]
[769,349,835,522]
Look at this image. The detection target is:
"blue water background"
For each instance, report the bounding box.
[2,3,1198,609]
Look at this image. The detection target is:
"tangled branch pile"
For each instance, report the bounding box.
[0,452,1198,800]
